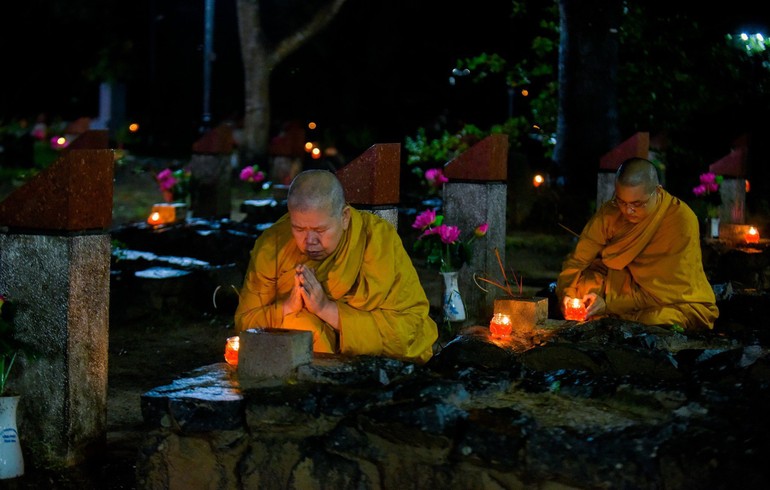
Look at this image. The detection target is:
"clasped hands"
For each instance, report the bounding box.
[562,292,606,319]
[283,264,340,329]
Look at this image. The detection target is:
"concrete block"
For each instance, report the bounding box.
[238,329,313,379]
[493,297,548,335]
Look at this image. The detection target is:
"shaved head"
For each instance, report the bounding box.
[287,170,346,217]
[616,158,659,193]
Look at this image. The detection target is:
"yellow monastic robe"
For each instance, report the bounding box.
[234,208,438,364]
[556,189,718,330]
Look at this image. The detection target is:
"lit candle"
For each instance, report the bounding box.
[147,212,162,225]
[564,297,587,321]
[224,336,239,366]
[489,312,513,337]
[745,226,760,244]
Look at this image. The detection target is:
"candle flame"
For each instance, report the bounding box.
[148,212,161,224]
[570,298,582,308]
[749,227,758,236]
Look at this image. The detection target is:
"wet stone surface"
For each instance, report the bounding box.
[138,314,770,489]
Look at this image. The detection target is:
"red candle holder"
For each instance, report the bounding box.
[564,298,587,321]
[489,312,513,337]
[224,336,240,366]
[745,226,760,244]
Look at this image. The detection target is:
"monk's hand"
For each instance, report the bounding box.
[582,293,606,318]
[298,265,340,329]
[282,265,305,316]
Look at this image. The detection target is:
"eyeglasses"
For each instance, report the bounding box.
[610,189,657,213]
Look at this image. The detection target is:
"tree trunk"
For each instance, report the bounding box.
[235,0,350,164]
[554,0,622,228]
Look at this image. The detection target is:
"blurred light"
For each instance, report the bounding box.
[533,174,545,188]
[521,89,529,97]
[129,123,140,133]
[304,142,314,152]
[745,179,751,193]
[311,147,321,160]
[308,121,317,130]
[532,124,541,131]
[451,68,470,76]
[50,136,68,149]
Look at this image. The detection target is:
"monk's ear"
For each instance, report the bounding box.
[341,205,351,230]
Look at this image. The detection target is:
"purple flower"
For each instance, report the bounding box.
[474,223,489,237]
[240,165,266,183]
[425,168,448,188]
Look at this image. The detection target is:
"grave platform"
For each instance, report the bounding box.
[137,315,770,489]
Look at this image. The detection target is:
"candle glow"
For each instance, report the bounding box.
[489,312,513,337]
[564,297,587,321]
[745,226,760,244]
[224,336,239,366]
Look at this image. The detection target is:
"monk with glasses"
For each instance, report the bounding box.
[556,157,718,331]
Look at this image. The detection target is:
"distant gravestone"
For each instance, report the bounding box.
[709,141,748,224]
[190,124,235,219]
[597,132,650,206]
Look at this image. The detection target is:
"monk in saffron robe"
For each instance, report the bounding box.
[556,157,718,331]
[235,169,438,364]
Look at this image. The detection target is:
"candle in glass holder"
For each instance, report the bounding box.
[564,297,587,321]
[489,312,513,337]
[745,226,760,244]
[224,336,240,366]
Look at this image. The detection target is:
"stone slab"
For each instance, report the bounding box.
[444,134,508,182]
[238,329,313,379]
[335,144,400,205]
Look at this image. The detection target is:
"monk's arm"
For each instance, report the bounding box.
[556,218,607,301]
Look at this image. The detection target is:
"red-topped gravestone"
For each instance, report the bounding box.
[0,129,111,470]
[442,134,509,325]
[0,130,113,231]
[190,124,235,219]
[709,137,749,224]
[335,143,400,206]
[443,133,508,182]
[334,143,400,229]
[597,132,650,207]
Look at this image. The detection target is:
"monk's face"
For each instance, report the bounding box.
[289,205,351,260]
[613,184,659,224]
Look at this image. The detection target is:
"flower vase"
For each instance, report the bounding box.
[0,395,24,479]
[441,271,466,322]
[710,217,720,238]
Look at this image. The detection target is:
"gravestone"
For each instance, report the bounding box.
[0,130,112,468]
[335,143,401,228]
[443,133,509,325]
[190,124,235,219]
[597,132,650,206]
[709,139,748,224]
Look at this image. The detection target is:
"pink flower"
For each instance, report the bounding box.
[156,168,177,191]
[692,184,707,197]
[240,165,266,183]
[425,168,448,188]
[412,209,437,230]
[699,172,717,185]
[474,223,489,237]
[437,224,461,244]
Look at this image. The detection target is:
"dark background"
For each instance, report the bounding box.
[1,0,769,158]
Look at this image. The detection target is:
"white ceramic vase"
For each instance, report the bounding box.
[710,217,720,238]
[0,395,24,479]
[441,271,466,322]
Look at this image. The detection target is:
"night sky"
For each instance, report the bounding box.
[1,1,768,157]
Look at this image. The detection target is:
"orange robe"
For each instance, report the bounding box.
[234,208,438,364]
[556,189,718,330]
